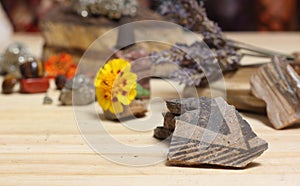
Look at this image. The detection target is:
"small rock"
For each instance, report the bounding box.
[59,74,95,106]
[2,75,18,94]
[43,95,53,105]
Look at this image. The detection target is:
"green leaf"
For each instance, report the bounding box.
[136,83,150,99]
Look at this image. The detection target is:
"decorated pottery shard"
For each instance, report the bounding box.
[251,57,300,129]
[166,97,207,115]
[154,97,221,140]
[167,97,268,168]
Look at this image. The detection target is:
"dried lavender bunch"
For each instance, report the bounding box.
[158,0,226,49]
[151,42,228,86]
[152,0,241,86]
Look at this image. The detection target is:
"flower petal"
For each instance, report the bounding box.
[110,101,123,114]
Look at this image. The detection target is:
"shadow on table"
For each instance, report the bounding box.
[242,112,273,128]
[166,162,261,170]
[242,112,300,130]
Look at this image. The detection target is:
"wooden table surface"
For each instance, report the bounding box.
[1,33,300,186]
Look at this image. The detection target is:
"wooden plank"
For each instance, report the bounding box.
[0,33,299,185]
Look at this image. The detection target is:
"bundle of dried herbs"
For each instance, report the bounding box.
[151,42,234,86]
[152,0,293,86]
[152,0,241,86]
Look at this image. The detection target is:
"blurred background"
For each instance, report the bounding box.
[0,0,299,32]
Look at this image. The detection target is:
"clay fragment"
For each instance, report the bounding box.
[167,97,268,168]
[166,97,208,115]
[163,112,176,130]
[251,57,300,129]
[153,127,173,140]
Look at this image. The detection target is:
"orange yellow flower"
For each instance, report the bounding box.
[44,52,77,78]
[94,58,137,114]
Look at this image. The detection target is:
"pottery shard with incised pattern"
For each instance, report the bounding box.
[167,97,268,168]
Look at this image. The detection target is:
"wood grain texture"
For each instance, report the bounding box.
[0,33,299,185]
[251,57,300,129]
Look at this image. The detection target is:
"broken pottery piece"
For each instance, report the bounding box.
[153,127,173,140]
[163,112,177,130]
[293,52,300,64]
[166,97,208,115]
[167,97,268,168]
[250,57,300,129]
[153,98,202,140]
[153,112,176,140]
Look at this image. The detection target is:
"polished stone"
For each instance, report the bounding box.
[2,75,18,94]
[20,78,49,94]
[55,75,67,90]
[20,58,44,78]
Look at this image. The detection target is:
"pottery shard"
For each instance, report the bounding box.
[153,127,173,140]
[167,97,268,168]
[251,57,300,129]
[163,112,176,130]
[166,97,209,115]
[153,112,176,140]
